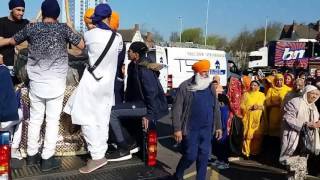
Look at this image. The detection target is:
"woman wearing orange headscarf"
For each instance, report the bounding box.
[242,75,251,93]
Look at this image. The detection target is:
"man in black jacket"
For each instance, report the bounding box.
[107,42,168,161]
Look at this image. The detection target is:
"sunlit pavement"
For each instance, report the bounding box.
[156,112,320,180]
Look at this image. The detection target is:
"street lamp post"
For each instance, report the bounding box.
[263,17,268,47]
[205,0,210,46]
[178,16,183,43]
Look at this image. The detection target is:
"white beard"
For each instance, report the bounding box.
[187,73,212,92]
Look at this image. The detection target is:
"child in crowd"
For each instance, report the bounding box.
[211,94,230,169]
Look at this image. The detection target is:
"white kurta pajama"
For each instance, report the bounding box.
[64,29,123,160]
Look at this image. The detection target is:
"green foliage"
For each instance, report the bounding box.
[181,28,204,44]
[171,28,228,49]
[206,35,228,49]
[168,22,282,52]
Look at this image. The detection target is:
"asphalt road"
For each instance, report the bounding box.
[155,111,320,180]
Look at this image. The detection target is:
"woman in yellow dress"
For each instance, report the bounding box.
[265,74,292,137]
[241,80,266,158]
[263,73,292,161]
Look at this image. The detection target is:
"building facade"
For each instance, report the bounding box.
[61,0,106,33]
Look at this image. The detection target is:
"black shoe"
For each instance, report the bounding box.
[26,153,41,166]
[41,157,61,172]
[172,173,183,180]
[106,148,132,162]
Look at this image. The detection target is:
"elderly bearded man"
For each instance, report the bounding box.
[172,60,223,180]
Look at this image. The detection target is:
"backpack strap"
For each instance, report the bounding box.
[87,32,116,80]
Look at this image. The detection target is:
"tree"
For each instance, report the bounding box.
[181,28,204,44]
[169,32,180,42]
[229,29,252,52]
[206,35,228,49]
[265,22,283,42]
[229,22,283,53]
[228,22,283,70]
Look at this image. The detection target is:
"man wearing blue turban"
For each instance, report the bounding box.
[0,0,29,84]
[41,0,61,20]
[64,3,124,174]
[91,3,113,31]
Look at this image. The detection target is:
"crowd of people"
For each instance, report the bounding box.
[171,63,320,179]
[1,0,320,180]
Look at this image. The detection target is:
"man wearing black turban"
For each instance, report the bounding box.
[0,0,29,84]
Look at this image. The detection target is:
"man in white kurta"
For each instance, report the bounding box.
[64,3,123,174]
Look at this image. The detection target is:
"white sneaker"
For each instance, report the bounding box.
[217,163,229,170]
[130,147,140,154]
[228,157,241,162]
[129,143,140,154]
[11,148,23,160]
[211,160,222,166]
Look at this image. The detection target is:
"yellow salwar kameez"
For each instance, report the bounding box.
[241,91,266,157]
[265,79,291,137]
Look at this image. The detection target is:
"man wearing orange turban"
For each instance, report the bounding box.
[84,9,119,31]
[83,8,95,30]
[192,59,210,73]
[109,11,119,30]
[172,59,222,180]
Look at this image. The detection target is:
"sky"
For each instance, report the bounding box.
[0,0,319,41]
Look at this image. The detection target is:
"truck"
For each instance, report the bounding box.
[248,40,320,74]
[0,51,170,180]
[0,110,169,180]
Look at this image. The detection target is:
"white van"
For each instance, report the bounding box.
[165,47,228,89]
[123,45,229,101]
